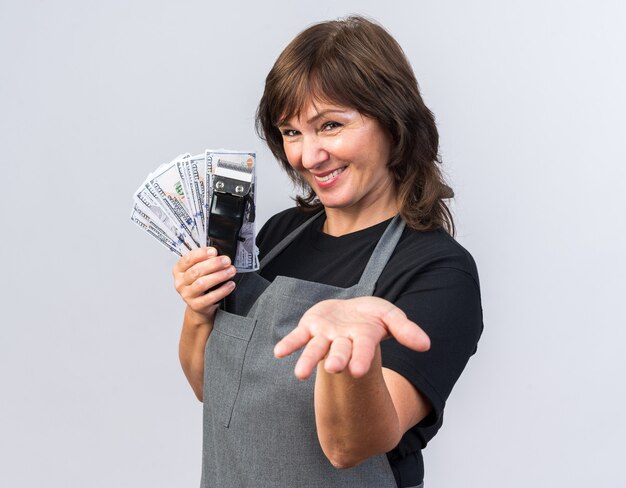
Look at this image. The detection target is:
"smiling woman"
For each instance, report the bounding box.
[173,15,483,488]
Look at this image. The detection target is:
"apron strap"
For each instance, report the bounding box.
[357,215,405,291]
[259,211,324,269]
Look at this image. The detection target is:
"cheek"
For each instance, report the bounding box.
[369,138,392,173]
[283,143,301,170]
[326,137,348,158]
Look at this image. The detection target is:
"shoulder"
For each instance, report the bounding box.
[256,207,313,259]
[376,225,483,338]
[380,224,484,360]
[390,226,480,289]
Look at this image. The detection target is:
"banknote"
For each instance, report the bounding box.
[176,159,196,228]
[182,153,207,245]
[146,157,201,247]
[133,183,195,252]
[130,203,185,256]
[131,149,259,272]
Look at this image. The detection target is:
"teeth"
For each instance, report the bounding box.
[315,167,345,182]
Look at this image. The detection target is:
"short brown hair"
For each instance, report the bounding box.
[256,16,454,234]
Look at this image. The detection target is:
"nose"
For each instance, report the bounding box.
[301,135,329,169]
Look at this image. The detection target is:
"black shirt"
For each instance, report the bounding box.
[257,208,483,486]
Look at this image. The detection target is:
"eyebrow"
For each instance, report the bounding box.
[306,109,346,125]
[278,109,347,127]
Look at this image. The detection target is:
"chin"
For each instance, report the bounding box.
[317,198,352,209]
[314,191,352,209]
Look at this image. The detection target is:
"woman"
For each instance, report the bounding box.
[173,16,482,488]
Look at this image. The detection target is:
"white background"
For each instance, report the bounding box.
[1,1,625,486]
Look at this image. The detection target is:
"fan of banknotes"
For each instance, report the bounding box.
[131,150,259,272]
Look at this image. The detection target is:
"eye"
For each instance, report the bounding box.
[321,121,341,131]
[281,128,300,137]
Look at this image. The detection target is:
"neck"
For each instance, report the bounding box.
[322,199,399,236]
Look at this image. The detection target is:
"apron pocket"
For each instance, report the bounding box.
[204,309,256,428]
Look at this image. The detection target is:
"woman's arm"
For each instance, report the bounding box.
[315,350,431,468]
[274,297,431,468]
[178,306,214,401]
[173,247,237,401]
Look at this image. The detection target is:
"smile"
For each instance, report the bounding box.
[314,167,346,183]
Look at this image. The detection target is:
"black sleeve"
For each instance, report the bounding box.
[381,266,483,449]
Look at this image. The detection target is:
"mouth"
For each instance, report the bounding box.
[313,166,346,183]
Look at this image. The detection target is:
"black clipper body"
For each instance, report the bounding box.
[208,175,251,262]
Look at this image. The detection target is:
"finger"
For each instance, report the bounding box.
[182,255,232,287]
[294,336,331,380]
[348,334,379,378]
[187,264,237,296]
[187,280,236,313]
[274,325,312,358]
[324,336,353,374]
[382,307,431,352]
[173,247,218,274]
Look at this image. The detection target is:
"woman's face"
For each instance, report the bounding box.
[278,100,396,218]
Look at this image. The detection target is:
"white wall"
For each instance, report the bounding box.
[1,1,624,486]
